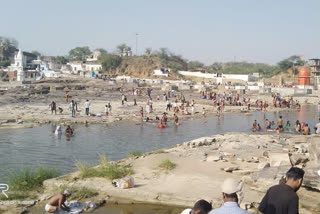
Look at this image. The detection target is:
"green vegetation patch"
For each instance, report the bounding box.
[76,155,133,180]
[129,150,143,157]
[158,159,176,170]
[59,185,98,201]
[5,166,60,192]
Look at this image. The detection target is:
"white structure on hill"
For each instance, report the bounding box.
[154,69,170,77]
[8,49,26,81]
[178,71,259,83]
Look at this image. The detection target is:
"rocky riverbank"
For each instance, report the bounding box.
[3,132,318,214]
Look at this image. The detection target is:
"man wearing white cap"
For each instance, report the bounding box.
[45,189,72,213]
[209,178,249,214]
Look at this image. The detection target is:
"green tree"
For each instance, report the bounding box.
[0,36,18,47]
[168,61,184,73]
[68,46,91,61]
[55,56,67,64]
[0,60,10,67]
[277,55,304,71]
[99,54,122,72]
[145,48,152,55]
[95,48,108,55]
[188,61,204,70]
[157,48,169,61]
[116,44,131,53]
[31,50,41,57]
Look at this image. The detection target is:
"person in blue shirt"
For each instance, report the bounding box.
[209,178,250,214]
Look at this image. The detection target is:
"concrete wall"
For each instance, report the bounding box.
[179,71,217,78]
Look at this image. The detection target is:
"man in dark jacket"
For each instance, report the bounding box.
[258,167,304,214]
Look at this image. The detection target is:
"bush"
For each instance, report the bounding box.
[129,150,143,157]
[59,185,98,200]
[6,166,60,191]
[158,159,176,170]
[76,155,133,180]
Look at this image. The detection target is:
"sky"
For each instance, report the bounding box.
[1,0,319,65]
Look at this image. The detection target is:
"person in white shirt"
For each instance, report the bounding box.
[84,100,90,116]
[209,178,249,214]
[181,200,212,214]
[314,118,320,134]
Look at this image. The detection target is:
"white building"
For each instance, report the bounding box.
[86,50,102,62]
[7,49,26,81]
[154,69,169,77]
[68,61,102,74]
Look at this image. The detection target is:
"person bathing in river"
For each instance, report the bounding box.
[265,119,271,129]
[256,124,261,131]
[65,125,74,135]
[285,121,291,132]
[277,116,284,132]
[295,120,301,133]
[252,120,258,132]
[303,124,310,135]
[162,112,168,125]
[174,113,179,126]
[45,189,72,213]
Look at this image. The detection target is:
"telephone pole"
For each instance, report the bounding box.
[135,33,139,56]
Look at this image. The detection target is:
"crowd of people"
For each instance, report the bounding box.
[180,167,305,214]
[48,89,320,137]
[252,116,320,135]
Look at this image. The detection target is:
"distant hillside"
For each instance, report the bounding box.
[113,55,186,79]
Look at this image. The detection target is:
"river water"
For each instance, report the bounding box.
[0,105,318,180]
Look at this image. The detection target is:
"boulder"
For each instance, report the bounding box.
[223,166,239,173]
[258,162,270,170]
[309,136,320,163]
[269,152,290,167]
[206,155,221,162]
[288,154,309,166]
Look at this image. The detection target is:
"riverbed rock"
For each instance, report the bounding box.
[206,155,221,162]
[308,136,320,163]
[269,152,290,167]
[258,162,270,170]
[223,166,239,173]
[289,154,309,166]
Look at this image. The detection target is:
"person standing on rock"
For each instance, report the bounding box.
[209,178,249,214]
[50,101,56,115]
[181,199,212,214]
[258,167,304,214]
[84,100,90,116]
[70,100,75,117]
[65,91,69,103]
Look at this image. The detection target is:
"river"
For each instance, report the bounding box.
[0,105,318,180]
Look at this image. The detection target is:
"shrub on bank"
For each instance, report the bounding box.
[129,150,143,157]
[58,185,98,200]
[6,166,60,191]
[158,159,176,170]
[76,155,133,180]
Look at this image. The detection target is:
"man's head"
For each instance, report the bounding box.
[63,189,72,197]
[192,199,212,214]
[280,116,282,119]
[86,100,89,102]
[221,178,243,204]
[285,167,305,191]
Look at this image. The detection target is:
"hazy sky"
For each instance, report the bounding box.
[1,0,319,65]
